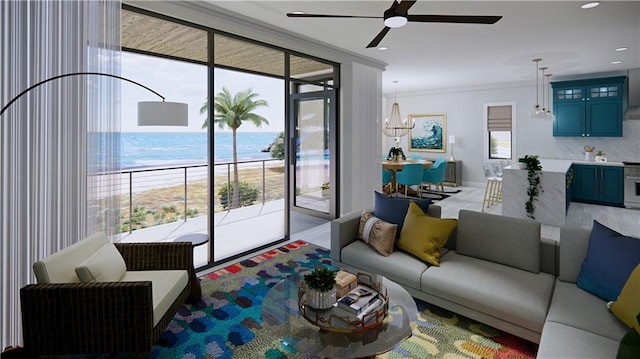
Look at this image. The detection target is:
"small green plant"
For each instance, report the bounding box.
[321,182,330,191]
[218,181,259,210]
[387,147,406,160]
[518,155,543,219]
[596,150,605,156]
[304,267,336,292]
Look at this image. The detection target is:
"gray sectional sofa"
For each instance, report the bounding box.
[331,205,628,358]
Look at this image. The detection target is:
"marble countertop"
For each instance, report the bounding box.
[504,158,624,174]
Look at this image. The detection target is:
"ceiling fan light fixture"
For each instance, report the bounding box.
[383,7,407,28]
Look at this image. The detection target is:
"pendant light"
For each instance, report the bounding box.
[540,66,549,117]
[383,81,414,139]
[530,58,546,119]
[545,72,556,121]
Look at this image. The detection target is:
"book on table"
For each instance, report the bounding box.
[336,285,378,316]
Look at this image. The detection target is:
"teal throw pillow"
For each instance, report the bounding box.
[374,191,431,238]
[576,221,640,301]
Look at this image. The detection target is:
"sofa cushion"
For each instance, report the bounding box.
[374,191,431,238]
[546,279,628,341]
[121,270,188,326]
[75,243,127,282]
[537,321,621,359]
[420,251,554,333]
[33,231,110,284]
[611,264,640,331]
[357,211,397,256]
[341,240,429,291]
[558,226,591,283]
[577,221,640,301]
[397,201,457,266]
[455,210,540,273]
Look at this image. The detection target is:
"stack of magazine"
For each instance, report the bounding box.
[335,285,383,320]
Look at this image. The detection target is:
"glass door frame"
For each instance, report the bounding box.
[288,87,338,220]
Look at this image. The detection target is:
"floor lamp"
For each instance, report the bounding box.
[0,72,189,125]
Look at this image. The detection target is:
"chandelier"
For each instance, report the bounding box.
[383,81,414,138]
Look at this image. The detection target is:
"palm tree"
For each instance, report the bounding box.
[201,87,269,209]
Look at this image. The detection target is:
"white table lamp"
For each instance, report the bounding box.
[448,135,456,161]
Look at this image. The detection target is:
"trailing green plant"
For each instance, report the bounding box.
[304,267,336,292]
[518,155,543,219]
[217,181,259,210]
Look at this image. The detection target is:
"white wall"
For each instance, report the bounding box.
[386,83,640,185]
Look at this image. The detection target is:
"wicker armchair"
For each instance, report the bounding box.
[20,241,195,357]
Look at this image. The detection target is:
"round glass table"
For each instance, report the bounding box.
[261,271,417,358]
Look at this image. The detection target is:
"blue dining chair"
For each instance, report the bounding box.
[422,158,448,193]
[395,163,424,197]
[382,168,393,193]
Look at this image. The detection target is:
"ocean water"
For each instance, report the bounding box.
[120,132,279,169]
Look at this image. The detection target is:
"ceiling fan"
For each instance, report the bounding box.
[287,0,502,48]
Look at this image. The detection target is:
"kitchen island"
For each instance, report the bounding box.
[502,159,573,226]
[502,159,624,226]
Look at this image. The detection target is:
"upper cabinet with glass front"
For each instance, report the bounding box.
[552,76,626,137]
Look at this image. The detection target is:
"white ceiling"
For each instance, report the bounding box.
[209,1,640,95]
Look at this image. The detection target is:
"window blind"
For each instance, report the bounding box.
[487,105,512,131]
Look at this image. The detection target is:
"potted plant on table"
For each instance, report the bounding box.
[387,147,406,161]
[303,267,337,309]
[518,155,543,220]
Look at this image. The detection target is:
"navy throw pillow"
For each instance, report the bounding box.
[374,191,432,238]
[577,221,640,301]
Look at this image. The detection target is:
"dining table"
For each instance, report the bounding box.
[381,159,433,195]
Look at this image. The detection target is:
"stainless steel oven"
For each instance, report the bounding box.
[623,162,640,209]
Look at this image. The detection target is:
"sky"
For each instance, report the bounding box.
[121,52,285,133]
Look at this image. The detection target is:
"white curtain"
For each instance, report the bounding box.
[0,0,121,349]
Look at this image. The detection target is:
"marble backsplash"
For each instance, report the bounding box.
[550,120,640,162]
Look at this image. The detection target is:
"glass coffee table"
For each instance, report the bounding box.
[261,271,417,358]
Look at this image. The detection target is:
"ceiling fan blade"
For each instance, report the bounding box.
[396,0,417,13]
[407,14,502,24]
[366,27,391,48]
[287,13,381,19]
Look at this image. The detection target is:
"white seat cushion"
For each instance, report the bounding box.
[121,270,189,326]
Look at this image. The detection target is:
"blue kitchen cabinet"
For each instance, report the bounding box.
[572,164,623,206]
[552,77,626,137]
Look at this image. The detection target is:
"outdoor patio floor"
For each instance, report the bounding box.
[119,198,329,268]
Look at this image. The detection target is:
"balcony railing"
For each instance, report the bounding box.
[117,159,285,233]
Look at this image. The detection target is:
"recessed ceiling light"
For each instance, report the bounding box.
[615,47,628,52]
[612,60,623,65]
[581,2,600,9]
[378,46,388,51]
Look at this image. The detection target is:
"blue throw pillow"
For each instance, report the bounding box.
[374,191,431,238]
[577,221,640,301]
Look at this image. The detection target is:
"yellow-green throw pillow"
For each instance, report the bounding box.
[611,264,640,332]
[397,201,457,266]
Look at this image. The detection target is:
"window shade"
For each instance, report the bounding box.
[487,105,512,131]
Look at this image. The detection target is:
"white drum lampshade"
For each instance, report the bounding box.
[138,101,188,126]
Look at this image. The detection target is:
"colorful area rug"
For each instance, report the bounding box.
[148,240,537,359]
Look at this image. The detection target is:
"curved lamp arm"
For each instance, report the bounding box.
[0,72,165,117]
